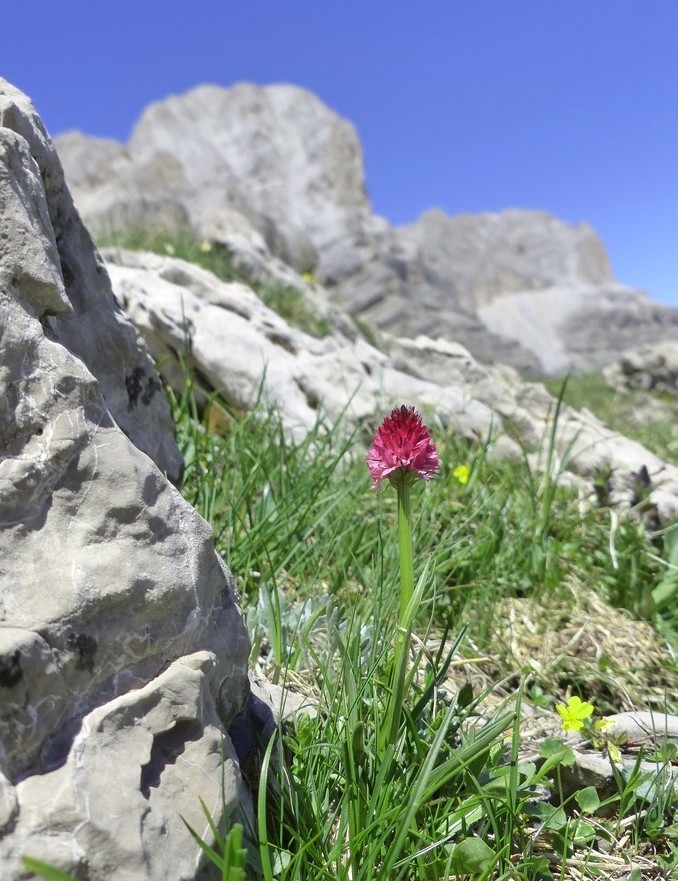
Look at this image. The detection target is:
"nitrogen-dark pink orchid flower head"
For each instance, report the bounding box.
[366,405,440,489]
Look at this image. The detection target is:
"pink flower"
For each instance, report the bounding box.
[366,405,440,488]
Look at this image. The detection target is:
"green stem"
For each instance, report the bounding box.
[381,478,415,753]
[397,480,414,622]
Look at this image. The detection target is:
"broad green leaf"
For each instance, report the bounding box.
[570,819,597,845]
[527,801,567,831]
[450,837,496,873]
[574,786,601,814]
[539,737,569,758]
[533,738,575,783]
[517,761,537,782]
[651,573,678,609]
[545,808,568,831]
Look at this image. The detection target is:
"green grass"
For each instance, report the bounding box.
[173,379,676,661]
[163,374,678,881]
[97,228,330,338]
[255,282,330,339]
[351,314,384,351]
[99,227,244,283]
[544,372,678,465]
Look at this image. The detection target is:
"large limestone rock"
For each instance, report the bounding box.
[2,89,183,483]
[0,80,250,879]
[104,248,499,448]
[54,82,678,376]
[56,82,372,273]
[104,248,678,521]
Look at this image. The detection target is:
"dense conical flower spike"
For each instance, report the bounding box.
[366,405,440,489]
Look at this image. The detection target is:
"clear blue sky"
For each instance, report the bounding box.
[5,1,678,306]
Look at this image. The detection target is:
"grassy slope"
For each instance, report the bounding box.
[170,377,678,880]
[99,232,678,880]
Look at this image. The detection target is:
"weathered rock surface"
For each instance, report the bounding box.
[604,341,678,394]
[8,653,243,881]
[105,247,678,520]
[54,82,678,376]
[3,87,183,484]
[556,712,678,805]
[56,82,371,273]
[105,248,500,448]
[0,79,250,880]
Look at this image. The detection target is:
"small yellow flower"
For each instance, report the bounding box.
[556,695,595,732]
[594,717,615,733]
[199,239,213,253]
[302,271,315,284]
[453,464,470,485]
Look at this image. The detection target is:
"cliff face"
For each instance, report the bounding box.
[56,82,373,273]
[55,82,678,376]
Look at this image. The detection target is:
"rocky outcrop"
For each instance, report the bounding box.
[54,82,678,376]
[104,247,678,521]
[401,209,614,305]
[0,79,250,880]
[56,82,372,273]
[603,341,678,394]
[326,209,677,375]
[2,90,183,483]
[104,248,500,448]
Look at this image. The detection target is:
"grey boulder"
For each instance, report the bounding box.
[0,78,250,880]
[56,82,370,274]
[603,341,678,394]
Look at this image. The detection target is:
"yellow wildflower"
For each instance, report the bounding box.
[453,464,470,485]
[556,695,594,732]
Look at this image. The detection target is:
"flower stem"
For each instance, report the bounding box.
[397,480,414,621]
[382,479,415,753]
